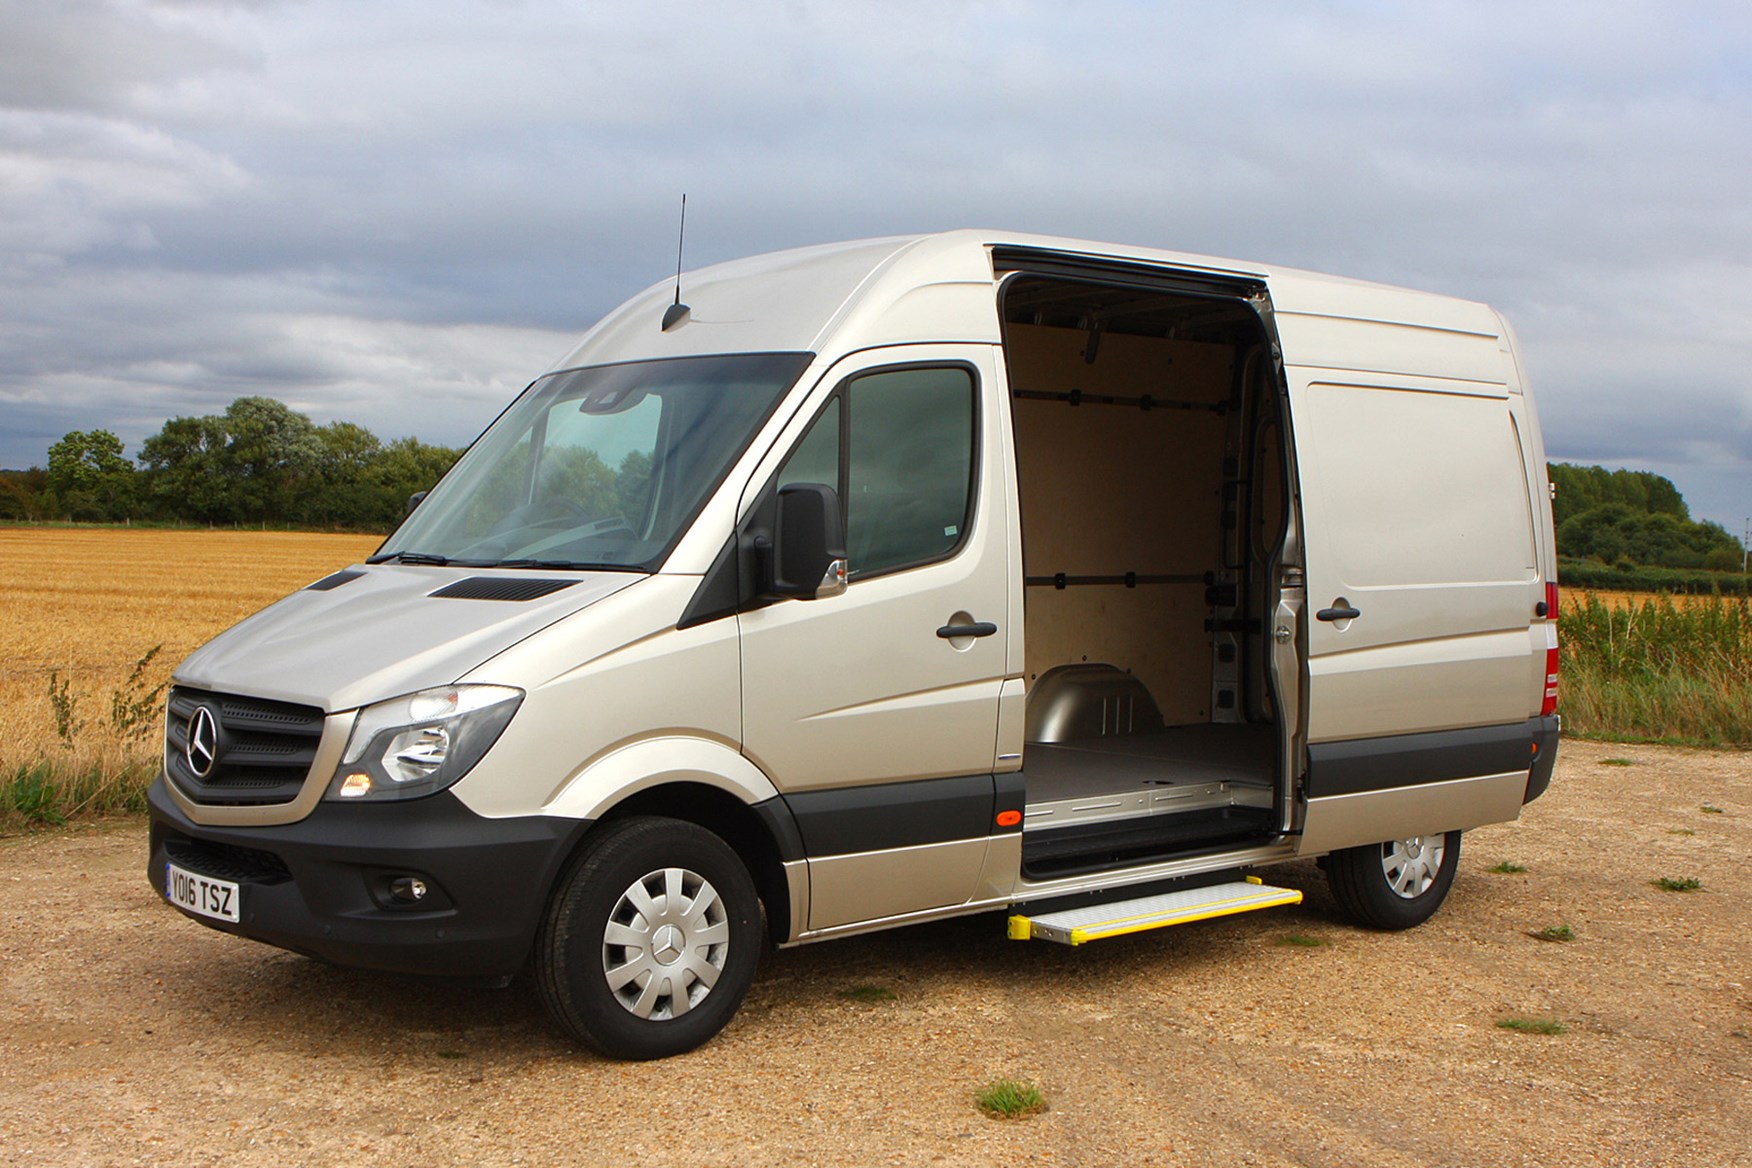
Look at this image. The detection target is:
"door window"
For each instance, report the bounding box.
[777,366,976,579]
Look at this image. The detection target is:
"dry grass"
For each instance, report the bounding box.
[1563,588,1721,611]
[1559,591,1752,748]
[0,527,381,818]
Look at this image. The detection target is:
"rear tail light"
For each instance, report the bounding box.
[1540,581,1560,717]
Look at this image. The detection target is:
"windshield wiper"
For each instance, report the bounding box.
[367,551,478,566]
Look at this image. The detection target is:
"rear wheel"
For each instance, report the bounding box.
[536,815,762,1060]
[1326,830,1461,930]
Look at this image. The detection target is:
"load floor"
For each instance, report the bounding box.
[1019,724,1279,875]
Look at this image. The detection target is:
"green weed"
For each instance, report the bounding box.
[975,1078,1046,1119]
[108,645,167,742]
[2,762,68,825]
[1598,758,1635,766]
[1497,1017,1567,1035]
[1487,862,1528,874]
[1531,924,1575,942]
[1700,804,1725,815]
[0,758,155,828]
[1276,934,1327,947]
[47,672,84,749]
[1653,876,1702,892]
[839,985,898,1003]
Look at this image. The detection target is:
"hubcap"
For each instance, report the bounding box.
[1381,834,1445,899]
[601,866,730,1020]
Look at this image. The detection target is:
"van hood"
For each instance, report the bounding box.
[173,564,641,712]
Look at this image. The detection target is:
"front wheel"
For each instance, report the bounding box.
[1326,830,1462,930]
[536,815,762,1060]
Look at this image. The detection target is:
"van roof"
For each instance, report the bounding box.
[552,229,1506,375]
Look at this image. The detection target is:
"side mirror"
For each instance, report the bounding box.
[769,483,847,599]
[406,490,429,516]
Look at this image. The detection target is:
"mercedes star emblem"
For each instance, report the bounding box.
[186,705,219,778]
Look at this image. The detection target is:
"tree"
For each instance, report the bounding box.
[220,397,322,522]
[46,429,137,520]
[1548,463,1689,528]
[139,414,232,523]
[307,421,385,527]
[1557,502,1740,569]
[138,398,325,524]
[0,469,46,520]
[371,436,462,528]
[1549,462,1739,570]
[49,395,460,531]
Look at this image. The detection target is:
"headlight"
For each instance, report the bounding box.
[325,684,523,802]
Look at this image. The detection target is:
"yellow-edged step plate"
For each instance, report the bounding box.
[1008,876,1302,945]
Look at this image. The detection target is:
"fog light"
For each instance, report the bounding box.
[389,876,429,903]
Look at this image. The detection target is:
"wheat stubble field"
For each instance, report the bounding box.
[0,526,381,802]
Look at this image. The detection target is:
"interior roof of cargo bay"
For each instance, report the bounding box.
[999,276,1267,348]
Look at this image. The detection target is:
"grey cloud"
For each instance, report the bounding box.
[0,0,1746,530]
[0,0,251,113]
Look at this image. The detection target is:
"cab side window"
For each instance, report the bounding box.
[777,366,976,579]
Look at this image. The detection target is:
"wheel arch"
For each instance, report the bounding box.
[593,784,799,946]
[542,738,802,946]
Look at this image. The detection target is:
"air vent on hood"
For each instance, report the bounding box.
[429,577,578,602]
[306,569,365,591]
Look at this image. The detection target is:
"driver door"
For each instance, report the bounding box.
[737,346,1011,931]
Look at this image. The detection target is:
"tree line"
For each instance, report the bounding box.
[0,397,461,531]
[1549,463,1743,572]
[1,398,1744,568]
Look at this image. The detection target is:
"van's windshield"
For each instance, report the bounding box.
[374,352,813,571]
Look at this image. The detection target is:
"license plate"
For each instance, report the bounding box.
[166,862,240,923]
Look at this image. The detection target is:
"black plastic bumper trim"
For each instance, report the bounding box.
[147,776,589,978]
[1305,718,1543,800]
[1524,714,1561,803]
[783,772,1013,858]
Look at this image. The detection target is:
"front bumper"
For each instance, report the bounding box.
[147,776,588,978]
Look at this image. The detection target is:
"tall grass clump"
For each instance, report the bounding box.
[1561,593,1752,747]
[1,646,166,826]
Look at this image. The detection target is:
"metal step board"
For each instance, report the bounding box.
[1007,877,1302,946]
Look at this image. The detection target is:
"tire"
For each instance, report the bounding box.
[536,815,762,1060]
[1326,830,1462,930]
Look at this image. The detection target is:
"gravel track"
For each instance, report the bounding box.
[2,739,1748,1167]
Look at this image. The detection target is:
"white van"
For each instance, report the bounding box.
[149,230,1561,1059]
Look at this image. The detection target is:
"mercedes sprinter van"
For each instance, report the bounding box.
[150,230,1561,1059]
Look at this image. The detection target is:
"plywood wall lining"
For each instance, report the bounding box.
[1005,322,1235,723]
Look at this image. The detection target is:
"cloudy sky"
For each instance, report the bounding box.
[2,0,1748,535]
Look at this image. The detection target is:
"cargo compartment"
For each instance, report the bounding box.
[1000,271,1293,876]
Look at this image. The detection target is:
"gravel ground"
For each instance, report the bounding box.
[2,739,1748,1168]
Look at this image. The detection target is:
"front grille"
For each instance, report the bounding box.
[166,686,326,806]
[164,835,292,884]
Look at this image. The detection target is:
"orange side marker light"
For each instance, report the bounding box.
[996,810,1022,828]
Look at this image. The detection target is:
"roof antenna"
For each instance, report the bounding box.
[661,194,690,331]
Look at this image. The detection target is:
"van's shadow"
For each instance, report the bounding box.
[161,859,1342,1062]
